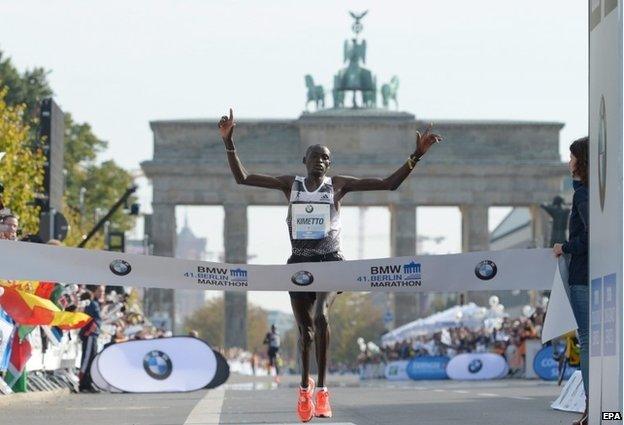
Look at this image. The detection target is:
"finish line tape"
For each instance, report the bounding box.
[0,240,576,340]
[0,240,559,293]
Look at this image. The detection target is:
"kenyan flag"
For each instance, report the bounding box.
[3,330,31,392]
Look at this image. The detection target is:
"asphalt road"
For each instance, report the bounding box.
[0,375,581,425]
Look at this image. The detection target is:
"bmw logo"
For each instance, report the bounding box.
[305,205,314,213]
[143,350,172,380]
[598,95,607,211]
[109,259,132,276]
[475,260,497,281]
[468,359,483,374]
[291,271,314,286]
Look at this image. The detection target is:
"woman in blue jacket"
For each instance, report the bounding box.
[553,137,589,425]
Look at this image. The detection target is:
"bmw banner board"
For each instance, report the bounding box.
[206,350,230,389]
[93,337,222,393]
[446,353,508,381]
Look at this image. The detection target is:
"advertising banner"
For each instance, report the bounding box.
[406,356,449,380]
[532,345,578,381]
[0,241,561,294]
[95,337,218,393]
[384,360,410,381]
[588,0,623,421]
[446,353,508,381]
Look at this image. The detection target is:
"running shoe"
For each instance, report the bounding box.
[314,388,332,418]
[297,378,316,422]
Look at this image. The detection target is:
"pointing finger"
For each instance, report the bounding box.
[229,108,234,121]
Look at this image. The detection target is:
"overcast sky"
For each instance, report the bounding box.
[0,1,587,312]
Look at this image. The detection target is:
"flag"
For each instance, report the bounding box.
[0,308,14,371]
[3,330,31,392]
[42,325,63,346]
[0,286,90,329]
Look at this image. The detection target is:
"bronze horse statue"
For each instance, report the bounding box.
[304,75,325,111]
[381,76,399,109]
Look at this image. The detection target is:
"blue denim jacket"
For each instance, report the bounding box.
[562,180,588,285]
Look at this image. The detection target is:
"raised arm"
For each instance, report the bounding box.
[333,124,442,194]
[218,108,293,192]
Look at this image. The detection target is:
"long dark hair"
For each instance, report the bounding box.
[570,137,588,186]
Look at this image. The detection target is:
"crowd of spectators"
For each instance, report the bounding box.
[359,308,546,376]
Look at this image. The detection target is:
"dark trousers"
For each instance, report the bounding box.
[79,335,98,390]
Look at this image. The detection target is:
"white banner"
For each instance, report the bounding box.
[96,337,217,393]
[551,370,586,413]
[0,241,559,293]
[446,353,509,381]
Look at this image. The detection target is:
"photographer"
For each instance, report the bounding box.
[0,214,19,240]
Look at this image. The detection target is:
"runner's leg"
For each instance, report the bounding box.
[290,295,315,388]
[313,291,339,388]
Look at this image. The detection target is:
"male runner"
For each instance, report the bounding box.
[218,108,441,422]
[263,324,281,382]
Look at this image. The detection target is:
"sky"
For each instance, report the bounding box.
[0,1,588,312]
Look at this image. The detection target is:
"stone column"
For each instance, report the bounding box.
[389,203,418,327]
[145,203,177,331]
[529,204,548,307]
[529,204,547,249]
[461,205,489,253]
[223,202,248,349]
[460,205,490,305]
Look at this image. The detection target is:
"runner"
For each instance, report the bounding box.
[264,324,281,382]
[218,108,442,422]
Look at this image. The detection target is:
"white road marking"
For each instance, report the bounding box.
[477,393,498,397]
[183,388,226,425]
[453,390,469,394]
[66,406,170,411]
[508,396,533,400]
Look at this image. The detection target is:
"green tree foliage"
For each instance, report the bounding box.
[280,293,386,368]
[0,49,136,247]
[328,293,385,365]
[183,296,269,350]
[0,89,45,234]
[0,51,52,121]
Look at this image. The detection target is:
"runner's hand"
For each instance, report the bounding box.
[414,123,442,157]
[218,108,236,142]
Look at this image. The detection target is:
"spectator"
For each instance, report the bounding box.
[78,285,104,392]
[0,214,18,240]
[553,136,589,425]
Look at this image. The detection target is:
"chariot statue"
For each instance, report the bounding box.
[303,11,400,111]
[332,11,377,108]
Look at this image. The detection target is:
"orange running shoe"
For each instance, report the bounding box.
[297,378,316,423]
[314,388,332,418]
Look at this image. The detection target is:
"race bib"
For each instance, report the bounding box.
[292,203,330,240]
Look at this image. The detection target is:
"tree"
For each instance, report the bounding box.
[278,293,386,370]
[183,296,269,350]
[0,49,136,247]
[0,51,52,121]
[0,89,44,234]
[328,293,385,366]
